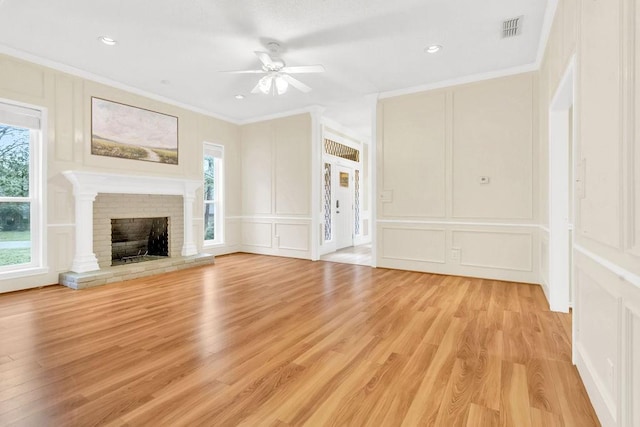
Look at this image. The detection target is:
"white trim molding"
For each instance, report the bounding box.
[0,44,239,125]
[377,63,538,100]
[574,244,640,290]
[378,219,539,228]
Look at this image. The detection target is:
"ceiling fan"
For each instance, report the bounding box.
[223,42,325,95]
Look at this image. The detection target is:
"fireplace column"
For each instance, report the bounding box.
[70,190,100,273]
[181,186,198,256]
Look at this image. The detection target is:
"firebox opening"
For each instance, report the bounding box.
[111,217,169,266]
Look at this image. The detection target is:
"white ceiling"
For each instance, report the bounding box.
[0,0,551,138]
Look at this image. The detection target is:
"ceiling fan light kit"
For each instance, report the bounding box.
[222,43,324,96]
[257,74,289,95]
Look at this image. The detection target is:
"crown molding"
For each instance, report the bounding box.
[535,0,559,67]
[0,44,241,125]
[377,62,538,100]
[238,105,325,125]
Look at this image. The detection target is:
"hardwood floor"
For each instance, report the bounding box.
[0,253,599,426]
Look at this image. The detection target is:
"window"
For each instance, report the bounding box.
[203,143,223,245]
[324,138,360,162]
[0,100,45,276]
[323,163,332,241]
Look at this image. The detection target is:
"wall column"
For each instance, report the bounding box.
[310,106,325,261]
[365,93,379,268]
[181,188,198,256]
[70,190,100,273]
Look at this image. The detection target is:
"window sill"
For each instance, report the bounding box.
[0,266,49,281]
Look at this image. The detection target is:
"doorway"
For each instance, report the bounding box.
[548,57,575,314]
[318,130,372,266]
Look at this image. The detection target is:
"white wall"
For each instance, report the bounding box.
[376,73,539,283]
[0,53,241,293]
[540,1,640,425]
[240,114,313,259]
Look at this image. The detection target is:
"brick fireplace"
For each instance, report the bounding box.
[60,171,213,289]
[93,194,181,268]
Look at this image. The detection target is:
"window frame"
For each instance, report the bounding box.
[203,142,224,247]
[0,99,47,279]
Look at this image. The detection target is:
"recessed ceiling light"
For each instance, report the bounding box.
[425,45,442,54]
[235,94,245,100]
[98,36,117,46]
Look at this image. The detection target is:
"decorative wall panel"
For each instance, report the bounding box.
[381,227,446,263]
[452,230,533,272]
[241,222,272,248]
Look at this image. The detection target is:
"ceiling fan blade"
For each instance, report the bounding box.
[220,69,266,74]
[280,65,325,74]
[250,81,263,94]
[281,74,312,93]
[254,51,275,67]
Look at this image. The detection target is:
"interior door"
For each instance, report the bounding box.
[335,166,353,250]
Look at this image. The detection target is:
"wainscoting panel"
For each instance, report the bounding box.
[221,217,242,254]
[275,223,310,252]
[377,222,538,283]
[573,248,640,427]
[629,307,640,427]
[381,227,446,263]
[241,221,272,249]
[575,267,619,420]
[540,230,549,295]
[452,230,533,272]
[50,225,73,273]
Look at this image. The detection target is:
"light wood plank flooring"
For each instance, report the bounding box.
[0,253,599,426]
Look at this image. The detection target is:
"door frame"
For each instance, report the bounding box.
[548,56,576,314]
[312,114,374,263]
[319,157,359,255]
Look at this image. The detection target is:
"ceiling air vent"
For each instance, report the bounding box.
[502,16,523,38]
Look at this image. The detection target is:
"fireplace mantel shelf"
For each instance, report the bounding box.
[62,170,203,273]
[62,170,202,198]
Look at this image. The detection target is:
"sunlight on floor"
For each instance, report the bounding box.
[320,243,372,266]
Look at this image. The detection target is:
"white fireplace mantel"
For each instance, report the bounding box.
[63,170,202,273]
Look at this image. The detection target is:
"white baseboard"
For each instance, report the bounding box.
[575,343,616,426]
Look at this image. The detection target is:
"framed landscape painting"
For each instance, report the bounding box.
[91,97,178,164]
